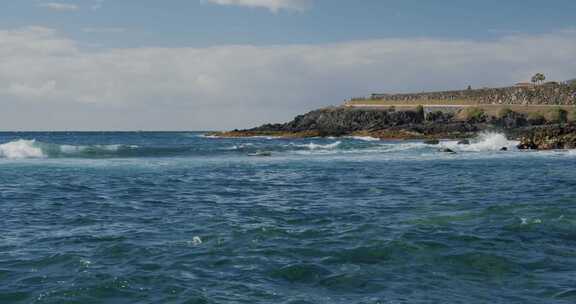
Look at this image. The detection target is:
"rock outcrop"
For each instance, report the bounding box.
[212,104,576,150]
[517,125,576,150]
[214,107,558,140]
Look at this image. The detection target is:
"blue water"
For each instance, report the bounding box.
[1,132,576,303]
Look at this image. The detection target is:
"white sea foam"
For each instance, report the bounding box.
[297,141,342,150]
[226,143,254,150]
[348,136,380,142]
[0,139,45,159]
[441,132,519,152]
[59,144,126,154]
[0,139,136,159]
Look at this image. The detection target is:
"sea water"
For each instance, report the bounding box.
[1,132,575,303]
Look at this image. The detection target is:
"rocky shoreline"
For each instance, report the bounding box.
[211,107,576,150]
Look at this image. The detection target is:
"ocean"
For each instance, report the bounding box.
[1,132,575,303]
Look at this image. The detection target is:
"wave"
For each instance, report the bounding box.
[295,141,342,150]
[0,139,137,159]
[440,132,519,152]
[0,133,534,160]
[347,136,380,142]
[0,140,45,159]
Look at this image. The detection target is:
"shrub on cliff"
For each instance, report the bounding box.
[460,107,486,122]
[569,109,576,122]
[415,105,425,122]
[545,108,568,123]
[497,107,514,118]
[527,112,546,125]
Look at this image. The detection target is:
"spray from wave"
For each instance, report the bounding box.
[296,141,342,150]
[0,139,136,159]
[440,132,519,152]
[0,140,45,159]
[347,136,380,142]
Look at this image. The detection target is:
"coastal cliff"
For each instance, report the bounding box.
[213,82,576,150]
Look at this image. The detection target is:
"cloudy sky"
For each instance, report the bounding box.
[1,0,575,130]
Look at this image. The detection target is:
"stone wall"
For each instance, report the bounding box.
[367,83,576,105]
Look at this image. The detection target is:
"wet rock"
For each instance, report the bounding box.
[424,139,440,145]
[500,147,508,151]
[440,148,457,153]
[457,139,470,145]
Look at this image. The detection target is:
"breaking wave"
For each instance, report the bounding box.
[295,141,342,150]
[0,133,531,160]
[440,132,519,152]
[0,139,137,159]
[347,136,380,142]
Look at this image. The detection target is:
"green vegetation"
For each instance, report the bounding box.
[545,108,568,123]
[531,73,546,85]
[569,109,576,122]
[462,107,486,121]
[497,107,514,118]
[415,105,425,121]
[527,112,545,124]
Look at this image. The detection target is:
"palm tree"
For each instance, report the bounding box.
[531,73,546,85]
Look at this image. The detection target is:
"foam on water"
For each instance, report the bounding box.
[441,132,519,152]
[1,131,575,303]
[296,141,342,150]
[0,139,45,159]
[348,136,380,142]
[0,139,135,159]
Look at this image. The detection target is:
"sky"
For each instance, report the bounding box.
[0,0,575,131]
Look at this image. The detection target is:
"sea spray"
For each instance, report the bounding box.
[348,136,380,142]
[0,139,136,159]
[296,141,342,150]
[0,139,45,159]
[441,132,519,152]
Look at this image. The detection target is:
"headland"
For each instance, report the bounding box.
[211,80,576,150]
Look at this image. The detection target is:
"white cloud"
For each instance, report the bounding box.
[0,27,575,130]
[205,0,311,12]
[38,2,80,11]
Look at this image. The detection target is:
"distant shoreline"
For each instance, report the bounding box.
[211,82,576,149]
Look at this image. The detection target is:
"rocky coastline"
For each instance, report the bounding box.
[211,106,576,150]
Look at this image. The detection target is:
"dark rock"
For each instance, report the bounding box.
[500,147,508,151]
[424,139,440,145]
[425,111,454,123]
[251,108,422,135]
[517,124,576,150]
[440,148,456,153]
[493,111,528,129]
[457,139,470,145]
[218,105,575,151]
